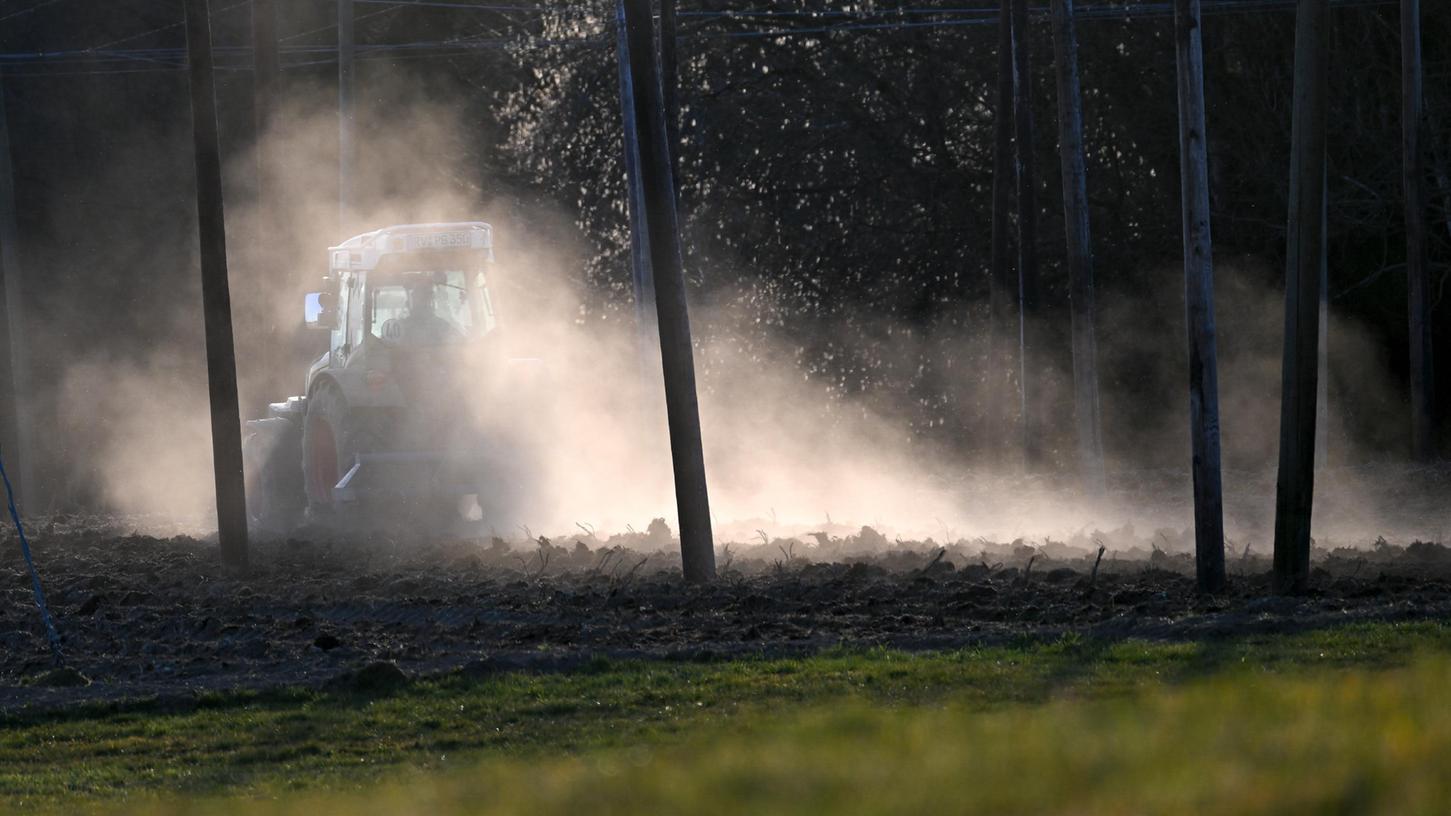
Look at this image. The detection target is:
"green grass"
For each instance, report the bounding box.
[4,621,1451,814]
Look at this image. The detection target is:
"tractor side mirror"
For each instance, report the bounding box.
[304,291,334,330]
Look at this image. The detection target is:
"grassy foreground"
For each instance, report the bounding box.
[4,621,1451,814]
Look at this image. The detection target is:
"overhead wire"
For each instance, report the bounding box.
[280,3,411,44]
[0,0,64,25]
[77,0,252,54]
[0,0,1403,77]
[709,0,1394,39]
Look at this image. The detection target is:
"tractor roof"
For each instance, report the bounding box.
[329,222,493,274]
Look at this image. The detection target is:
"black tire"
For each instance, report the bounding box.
[301,382,355,518]
[242,418,304,536]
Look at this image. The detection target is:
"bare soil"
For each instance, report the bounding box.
[3,520,1451,713]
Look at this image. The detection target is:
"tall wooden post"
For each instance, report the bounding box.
[1010,0,1042,470]
[658,0,682,201]
[184,0,250,568]
[616,0,658,372]
[252,0,278,179]
[1316,165,1329,468]
[0,77,34,509]
[1402,0,1432,461]
[1172,0,1226,593]
[251,0,280,416]
[1050,0,1105,494]
[1273,0,1329,595]
[989,0,1018,467]
[338,0,356,232]
[620,0,715,584]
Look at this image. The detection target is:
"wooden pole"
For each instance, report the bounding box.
[620,0,715,584]
[0,77,34,509]
[252,0,278,179]
[1273,0,1329,595]
[1402,0,1432,461]
[1172,0,1226,593]
[251,0,280,417]
[1010,0,1042,470]
[658,0,682,202]
[1316,164,1329,469]
[616,0,658,372]
[184,0,250,568]
[1050,0,1106,494]
[989,0,1018,467]
[338,0,356,233]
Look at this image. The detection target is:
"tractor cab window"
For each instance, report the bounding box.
[368,264,496,345]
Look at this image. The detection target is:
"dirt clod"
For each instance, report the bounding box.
[29,667,91,688]
[329,661,409,695]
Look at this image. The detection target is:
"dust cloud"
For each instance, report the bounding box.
[45,86,1445,555]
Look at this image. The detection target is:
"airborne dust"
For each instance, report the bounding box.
[38,84,1447,558]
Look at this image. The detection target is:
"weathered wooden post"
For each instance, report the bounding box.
[620,0,715,584]
[1050,0,1106,494]
[989,0,1018,467]
[1316,165,1329,468]
[1402,0,1432,462]
[252,0,278,179]
[184,0,250,568]
[1273,0,1329,595]
[615,3,656,361]
[1010,0,1042,470]
[658,0,682,202]
[251,0,280,415]
[1172,0,1226,593]
[338,0,356,231]
[0,77,34,508]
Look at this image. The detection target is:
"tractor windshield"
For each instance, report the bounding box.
[369,264,496,346]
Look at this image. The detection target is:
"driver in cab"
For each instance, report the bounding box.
[398,275,463,345]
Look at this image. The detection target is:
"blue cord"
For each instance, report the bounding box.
[0,449,62,664]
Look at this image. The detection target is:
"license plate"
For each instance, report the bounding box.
[406,231,471,250]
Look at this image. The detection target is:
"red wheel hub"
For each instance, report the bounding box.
[307,419,339,504]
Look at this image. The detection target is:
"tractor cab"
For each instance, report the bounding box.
[306,222,497,356]
[246,222,543,536]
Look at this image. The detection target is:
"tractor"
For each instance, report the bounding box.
[243,222,544,537]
